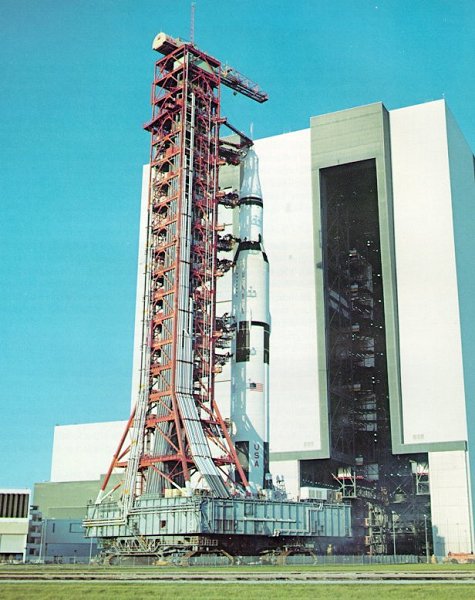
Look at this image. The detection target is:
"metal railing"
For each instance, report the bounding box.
[26,554,431,566]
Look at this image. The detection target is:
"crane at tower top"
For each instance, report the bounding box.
[152,32,269,104]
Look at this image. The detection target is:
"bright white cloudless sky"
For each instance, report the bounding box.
[1,0,474,489]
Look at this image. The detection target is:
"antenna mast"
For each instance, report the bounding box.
[190,2,195,45]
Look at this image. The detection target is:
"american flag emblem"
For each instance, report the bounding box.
[248,382,263,392]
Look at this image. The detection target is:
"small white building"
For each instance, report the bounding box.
[0,489,30,562]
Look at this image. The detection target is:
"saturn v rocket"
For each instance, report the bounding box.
[231,148,271,494]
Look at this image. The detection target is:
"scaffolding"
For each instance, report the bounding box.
[303,159,433,555]
[83,35,356,562]
[95,39,259,514]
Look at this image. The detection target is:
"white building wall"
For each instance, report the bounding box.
[390,100,475,553]
[0,488,30,561]
[389,100,467,445]
[216,130,320,457]
[429,450,473,554]
[269,459,300,500]
[255,130,321,454]
[130,165,151,412]
[445,105,475,545]
[50,422,127,482]
[0,531,27,555]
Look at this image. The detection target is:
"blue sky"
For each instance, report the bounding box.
[1,0,474,489]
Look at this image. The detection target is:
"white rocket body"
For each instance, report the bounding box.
[231,149,270,494]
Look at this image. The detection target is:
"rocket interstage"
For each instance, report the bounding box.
[231,149,271,494]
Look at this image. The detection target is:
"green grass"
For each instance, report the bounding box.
[1,564,475,600]
[0,584,474,600]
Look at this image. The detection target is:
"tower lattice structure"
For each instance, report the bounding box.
[99,40,250,512]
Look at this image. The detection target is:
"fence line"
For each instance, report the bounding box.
[24,554,434,566]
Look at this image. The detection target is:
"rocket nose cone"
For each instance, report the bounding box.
[240,148,262,200]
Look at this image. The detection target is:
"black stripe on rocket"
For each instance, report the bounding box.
[239,195,263,207]
[236,321,270,364]
[234,240,269,263]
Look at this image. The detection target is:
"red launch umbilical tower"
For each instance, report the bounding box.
[84,34,351,562]
[97,34,267,512]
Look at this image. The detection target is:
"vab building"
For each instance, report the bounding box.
[36,99,475,558]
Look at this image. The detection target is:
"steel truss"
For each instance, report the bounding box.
[98,41,248,512]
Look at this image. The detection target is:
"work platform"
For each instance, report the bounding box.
[84,496,352,559]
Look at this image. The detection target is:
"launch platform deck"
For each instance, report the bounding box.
[84,496,351,557]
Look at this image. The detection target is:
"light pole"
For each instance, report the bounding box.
[89,535,94,564]
[424,514,430,563]
[392,511,397,560]
[38,518,47,563]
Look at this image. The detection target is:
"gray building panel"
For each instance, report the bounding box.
[39,519,97,562]
[33,476,121,520]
